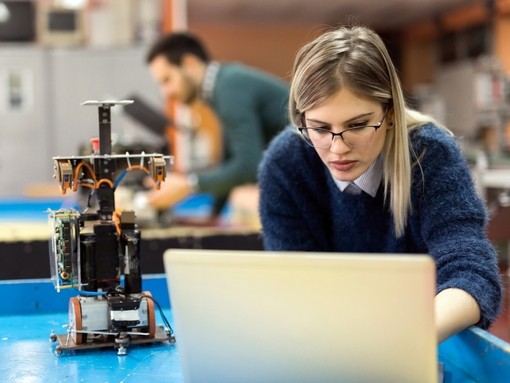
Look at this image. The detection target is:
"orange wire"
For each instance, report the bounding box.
[96,178,114,188]
[72,161,159,192]
[127,165,150,174]
[79,183,95,189]
[124,165,161,190]
[72,161,97,192]
[112,211,122,237]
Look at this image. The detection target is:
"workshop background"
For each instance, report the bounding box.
[0,0,510,342]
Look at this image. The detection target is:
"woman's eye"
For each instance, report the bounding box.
[312,128,330,135]
[348,121,369,129]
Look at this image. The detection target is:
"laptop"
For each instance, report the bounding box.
[163,249,437,383]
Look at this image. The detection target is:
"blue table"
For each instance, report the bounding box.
[1,276,510,383]
[0,276,185,383]
[439,327,510,382]
[0,194,223,223]
[0,313,184,383]
[0,197,508,382]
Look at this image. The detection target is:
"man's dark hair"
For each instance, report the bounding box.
[146,32,210,65]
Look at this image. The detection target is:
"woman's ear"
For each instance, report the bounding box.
[387,106,394,128]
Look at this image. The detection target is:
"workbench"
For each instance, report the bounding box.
[1,197,509,382]
[0,196,263,281]
[1,276,510,383]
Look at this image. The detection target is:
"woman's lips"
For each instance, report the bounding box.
[330,160,356,172]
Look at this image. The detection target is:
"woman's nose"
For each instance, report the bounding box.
[329,134,351,153]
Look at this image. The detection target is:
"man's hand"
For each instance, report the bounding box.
[147,173,193,210]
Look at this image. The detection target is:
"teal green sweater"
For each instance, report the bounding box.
[197,63,289,199]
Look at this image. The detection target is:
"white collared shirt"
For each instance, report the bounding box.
[332,156,383,197]
[200,61,221,103]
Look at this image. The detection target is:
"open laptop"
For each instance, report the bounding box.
[163,249,437,383]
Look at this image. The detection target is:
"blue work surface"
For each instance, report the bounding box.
[0,197,68,221]
[439,327,510,383]
[0,276,184,383]
[0,313,183,383]
[0,194,222,222]
[1,277,510,383]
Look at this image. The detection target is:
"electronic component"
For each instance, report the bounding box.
[48,100,175,356]
[48,209,80,290]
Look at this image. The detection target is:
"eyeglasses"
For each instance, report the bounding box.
[298,108,389,149]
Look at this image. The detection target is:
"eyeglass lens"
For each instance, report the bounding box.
[304,127,377,148]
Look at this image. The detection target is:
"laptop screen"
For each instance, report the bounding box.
[164,249,437,383]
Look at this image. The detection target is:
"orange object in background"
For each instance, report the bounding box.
[187,100,223,169]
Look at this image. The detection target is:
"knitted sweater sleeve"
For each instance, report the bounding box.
[259,128,327,250]
[412,125,502,328]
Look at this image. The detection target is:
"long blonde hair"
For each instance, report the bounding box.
[290,26,447,237]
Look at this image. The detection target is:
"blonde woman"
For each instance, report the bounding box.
[258,26,501,342]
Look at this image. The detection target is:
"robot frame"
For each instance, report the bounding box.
[48,100,175,356]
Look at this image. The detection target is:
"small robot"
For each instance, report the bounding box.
[48,100,175,355]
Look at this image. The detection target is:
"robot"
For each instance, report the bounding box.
[48,100,175,355]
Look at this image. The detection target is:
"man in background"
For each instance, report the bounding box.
[145,32,289,218]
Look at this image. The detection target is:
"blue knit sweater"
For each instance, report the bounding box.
[258,124,502,328]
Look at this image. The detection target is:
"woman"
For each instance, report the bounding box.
[258,26,501,343]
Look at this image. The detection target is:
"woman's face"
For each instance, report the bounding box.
[304,87,389,182]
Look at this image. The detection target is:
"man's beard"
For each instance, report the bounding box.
[182,75,199,105]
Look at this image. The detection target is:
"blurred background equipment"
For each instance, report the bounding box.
[37,2,85,46]
[0,0,35,42]
[123,93,171,142]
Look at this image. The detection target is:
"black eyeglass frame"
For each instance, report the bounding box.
[297,106,391,149]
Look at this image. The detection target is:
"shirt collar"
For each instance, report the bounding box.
[333,155,383,197]
[200,61,221,103]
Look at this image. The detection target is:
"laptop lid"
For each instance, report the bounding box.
[163,249,437,383]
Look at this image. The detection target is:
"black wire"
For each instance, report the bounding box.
[141,294,174,335]
[77,290,107,297]
[81,187,94,213]
[73,289,174,337]
[87,189,94,208]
